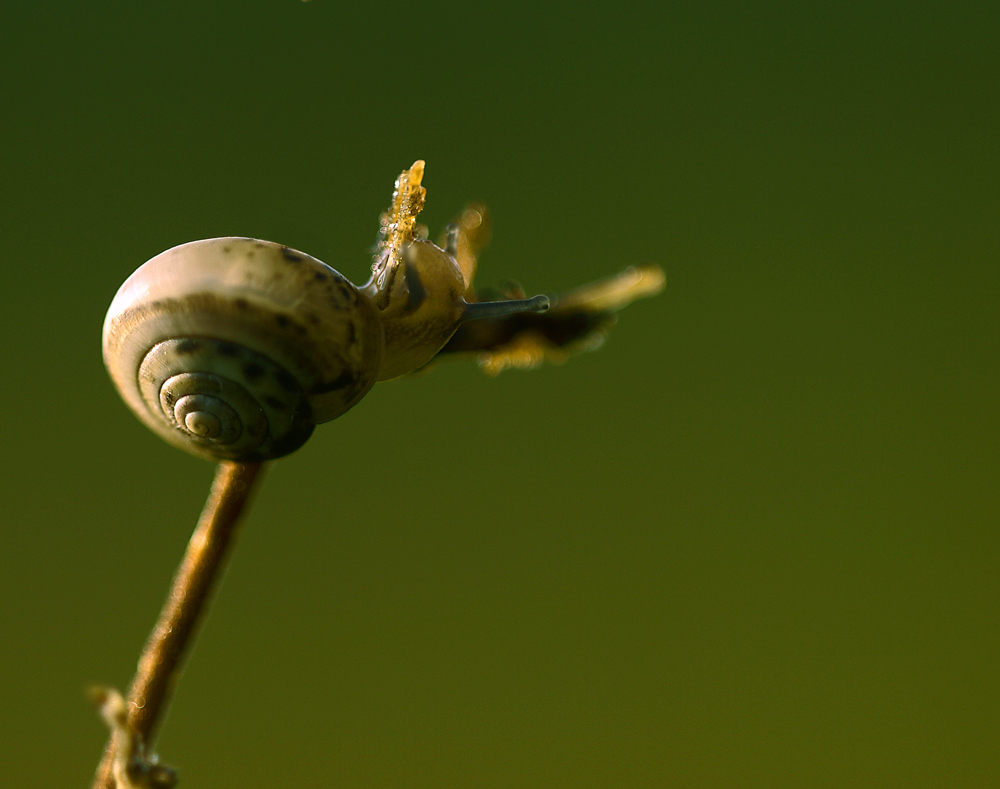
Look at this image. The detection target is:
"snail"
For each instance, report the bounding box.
[103,161,664,462]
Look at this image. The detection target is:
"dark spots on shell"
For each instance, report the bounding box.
[306,312,320,325]
[275,368,299,393]
[151,300,162,309]
[281,246,304,264]
[176,339,202,355]
[348,321,357,344]
[264,396,287,411]
[234,298,249,311]
[336,282,357,306]
[314,271,328,282]
[161,391,176,407]
[223,245,232,253]
[274,312,307,336]
[217,342,240,357]
[313,370,356,394]
[243,362,265,381]
[404,261,427,313]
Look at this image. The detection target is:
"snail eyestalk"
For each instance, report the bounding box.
[462,294,550,321]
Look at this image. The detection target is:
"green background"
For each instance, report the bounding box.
[1,2,996,786]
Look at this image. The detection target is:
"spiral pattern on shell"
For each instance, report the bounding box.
[103,238,384,461]
[135,337,314,460]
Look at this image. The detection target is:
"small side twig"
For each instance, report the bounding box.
[91,460,267,789]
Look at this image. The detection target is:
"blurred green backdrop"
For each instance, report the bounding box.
[1,2,996,786]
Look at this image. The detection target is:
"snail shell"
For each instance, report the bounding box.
[102,238,383,461]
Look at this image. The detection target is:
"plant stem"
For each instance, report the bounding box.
[91,460,267,789]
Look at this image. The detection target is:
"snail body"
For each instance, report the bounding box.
[103,160,662,463]
[103,162,550,461]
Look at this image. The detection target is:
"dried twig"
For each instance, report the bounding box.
[91,461,267,789]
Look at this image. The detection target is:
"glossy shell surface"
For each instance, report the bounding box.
[103,237,383,460]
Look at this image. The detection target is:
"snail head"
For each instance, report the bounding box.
[365,161,549,381]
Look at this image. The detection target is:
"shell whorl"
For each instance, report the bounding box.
[103,238,383,461]
[135,337,314,460]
